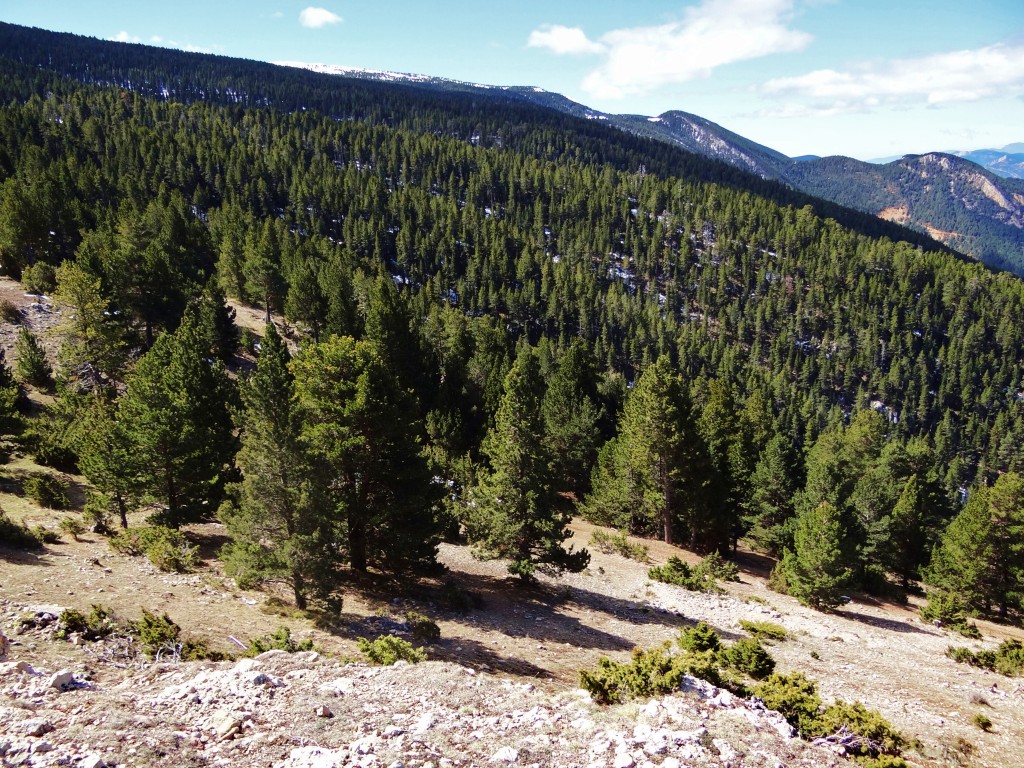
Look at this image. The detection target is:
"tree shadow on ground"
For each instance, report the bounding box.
[0,544,52,565]
[185,526,232,563]
[428,635,555,679]
[838,608,934,635]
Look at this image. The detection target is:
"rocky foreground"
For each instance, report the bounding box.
[0,616,854,768]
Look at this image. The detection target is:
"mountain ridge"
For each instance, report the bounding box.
[277,59,1024,273]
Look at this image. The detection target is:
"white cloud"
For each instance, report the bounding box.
[109,31,212,54]
[299,7,343,29]
[762,43,1024,109]
[111,31,141,44]
[530,0,811,100]
[527,25,605,56]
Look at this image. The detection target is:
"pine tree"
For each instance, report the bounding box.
[586,356,707,548]
[782,500,851,610]
[465,345,588,580]
[888,474,925,588]
[291,335,438,573]
[14,326,52,389]
[75,394,138,529]
[221,326,335,608]
[744,433,799,556]
[52,261,126,390]
[542,340,601,497]
[927,474,1024,618]
[116,312,237,526]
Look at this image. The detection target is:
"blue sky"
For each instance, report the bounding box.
[3,0,1023,160]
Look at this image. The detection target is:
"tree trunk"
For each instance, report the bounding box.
[349,517,368,572]
[292,569,307,610]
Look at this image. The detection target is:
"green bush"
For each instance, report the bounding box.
[22,263,56,295]
[588,529,650,562]
[14,326,52,389]
[677,621,721,653]
[921,591,981,638]
[579,644,689,705]
[818,699,906,757]
[753,672,823,735]
[110,526,198,572]
[32,524,61,544]
[245,626,314,656]
[0,507,43,549]
[946,640,1024,677]
[130,609,226,660]
[58,516,85,541]
[698,551,739,582]
[56,605,117,641]
[405,611,441,643]
[23,472,70,510]
[358,634,426,665]
[739,619,789,642]
[719,637,776,679]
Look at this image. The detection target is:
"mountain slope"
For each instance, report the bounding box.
[274,60,1024,274]
[953,147,1024,180]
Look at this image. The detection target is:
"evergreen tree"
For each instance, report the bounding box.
[586,356,708,548]
[75,394,138,528]
[116,312,237,526]
[192,280,239,363]
[781,500,851,610]
[744,433,799,556]
[14,326,52,389]
[221,326,335,608]
[465,346,589,580]
[291,335,438,573]
[542,339,601,497]
[888,474,926,588]
[52,261,126,390]
[927,474,1024,618]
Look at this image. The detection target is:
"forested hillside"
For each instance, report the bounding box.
[1,25,1023,623]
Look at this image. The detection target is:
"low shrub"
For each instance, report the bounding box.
[739,619,789,642]
[58,516,85,541]
[753,672,823,736]
[21,263,56,295]
[818,699,906,757]
[579,644,689,705]
[719,637,776,679]
[677,621,721,653]
[358,634,426,665]
[32,524,61,544]
[755,673,906,758]
[110,526,198,572]
[767,562,789,594]
[14,326,52,389]
[405,611,441,643]
[130,609,226,661]
[649,553,739,592]
[698,551,739,582]
[588,529,650,562]
[946,639,1024,677]
[56,605,117,641]
[971,713,992,731]
[245,626,314,656]
[0,507,43,549]
[23,472,70,510]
